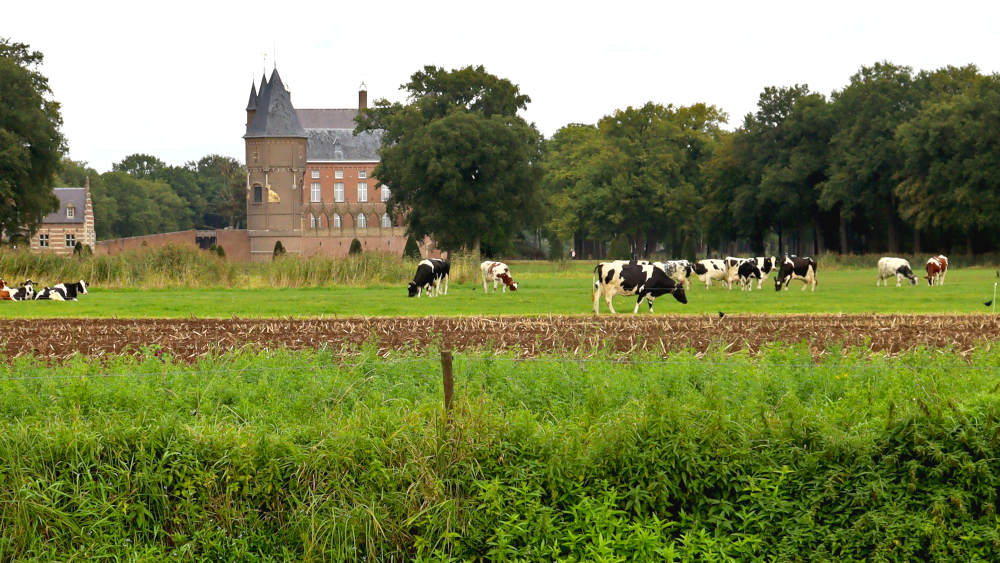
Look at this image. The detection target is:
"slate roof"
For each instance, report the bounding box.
[43,188,86,224]
[244,69,307,139]
[297,108,360,129]
[306,128,383,162]
[246,83,257,111]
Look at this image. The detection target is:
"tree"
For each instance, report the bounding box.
[112,154,165,179]
[0,38,64,241]
[92,172,191,238]
[194,155,246,229]
[356,65,542,254]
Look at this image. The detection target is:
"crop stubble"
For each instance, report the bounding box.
[0,314,997,362]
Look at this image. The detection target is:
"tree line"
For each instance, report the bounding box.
[5,35,1000,256]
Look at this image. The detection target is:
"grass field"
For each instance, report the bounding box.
[1,261,996,318]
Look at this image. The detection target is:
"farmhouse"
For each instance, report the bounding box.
[30,179,96,255]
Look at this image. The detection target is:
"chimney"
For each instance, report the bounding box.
[358,81,367,111]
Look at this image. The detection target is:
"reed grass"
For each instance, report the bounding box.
[2,344,1000,560]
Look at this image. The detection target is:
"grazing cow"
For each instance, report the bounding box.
[481,261,518,293]
[653,259,694,289]
[408,259,439,297]
[592,260,687,314]
[925,255,949,286]
[752,256,777,289]
[692,259,731,289]
[774,256,818,291]
[877,257,917,287]
[737,261,762,290]
[0,280,35,301]
[430,258,450,296]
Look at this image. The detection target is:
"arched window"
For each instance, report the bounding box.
[381,213,392,228]
[309,213,316,228]
[333,213,342,228]
[357,213,367,229]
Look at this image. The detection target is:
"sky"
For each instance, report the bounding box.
[7,0,1000,172]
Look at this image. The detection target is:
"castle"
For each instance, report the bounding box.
[242,68,414,261]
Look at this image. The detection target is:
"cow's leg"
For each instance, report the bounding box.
[896,274,902,288]
[482,275,489,293]
[606,292,617,314]
[634,296,642,314]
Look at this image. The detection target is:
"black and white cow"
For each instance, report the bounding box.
[774,255,817,291]
[737,261,761,291]
[36,280,88,301]
[877,257,917,287]
[653,259,693,289]
[692,259,731,289]
[407,259,450,297]
[0,280,35,301]
[751,256,776,289]
[593,260,687,314]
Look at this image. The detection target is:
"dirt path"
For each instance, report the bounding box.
[2,315,997,361]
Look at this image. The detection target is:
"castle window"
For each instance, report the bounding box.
[334,183,344,202]
[39,234,49,247]
[358,170,367,179]
[65,234,76,247]
[335,170,344,179]
[309,214,316,228]
[381,213,392,228]
[310,182,321,203]
[381,185,390,202]
[333,213,341,228]
[253,185,263,204]
[357,182,368,203]
[66,205,75,219]
[357,213,367,229]
[311,170,320,179]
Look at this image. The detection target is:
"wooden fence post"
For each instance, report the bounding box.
[441,350,454,412]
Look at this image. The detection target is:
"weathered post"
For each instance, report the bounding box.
[441,350,454,412]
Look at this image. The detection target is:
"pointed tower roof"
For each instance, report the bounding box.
[246,83,258,111]
[244,68,307,139]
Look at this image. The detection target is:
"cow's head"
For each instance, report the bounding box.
[407,281,419,297]
[774,275,786,291]
[684,262,694,278]
[671,286,687,304]
[0,279,5,290]
[899,266,917,285]
[498,272,517,291]
[78,280,88,294]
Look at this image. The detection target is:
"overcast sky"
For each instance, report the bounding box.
[7,0,1000,172]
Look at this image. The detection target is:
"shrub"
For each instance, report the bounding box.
[403,236,421,260]
[349,239,362,255]
[72,243,93,258]
[208,244,225,258]
[272,241,286,258]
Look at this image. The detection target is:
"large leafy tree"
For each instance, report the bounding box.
[896,72,1000,254]
[192,155,246,229]
[820,62,917,253]
[93,172,190,238]
[356,65,542,254]
[0,38,64,241]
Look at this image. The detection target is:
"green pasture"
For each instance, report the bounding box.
[0,261,996,318]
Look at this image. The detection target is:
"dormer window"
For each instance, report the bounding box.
[66,205,75,219]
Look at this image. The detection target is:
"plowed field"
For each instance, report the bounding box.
[2,314,998,361]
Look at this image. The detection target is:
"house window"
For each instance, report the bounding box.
[381,213,392,228]
[381,185,390,202]
[335,170,344,179]
[358,170,367,179]
[311,170,320,179]
[253,185,263,204]
[333,213,341,228]
[65,234,76,247]
[357,182,368,202]
[310,182,321,203]
[39,234,49,247]
[334,183,344,202]
[66,205,75,219]
[357,213,367,229]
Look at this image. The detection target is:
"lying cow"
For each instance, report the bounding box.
[36,280,89,301]
[593,260,687,314]
[481,261,518,293]
[877,257,917,287]
[692,259,731,289]
[0,279,35,301]
[925,255,948,286]
[654,259,693,289]
[408,259,450,297]
[737,261,761,290]
[775,256,817,291]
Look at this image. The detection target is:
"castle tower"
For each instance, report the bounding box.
[244,68,307,261]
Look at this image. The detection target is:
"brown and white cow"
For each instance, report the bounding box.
[925,255,948,286]
[593,260,687,314]
[481,261,518,293]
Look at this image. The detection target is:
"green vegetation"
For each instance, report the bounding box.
[1,254,998,318]
[2,344,1000,560]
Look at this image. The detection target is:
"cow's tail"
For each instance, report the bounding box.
[592,264,601,299]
